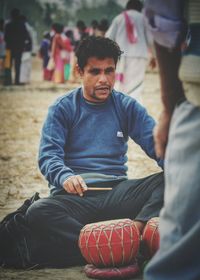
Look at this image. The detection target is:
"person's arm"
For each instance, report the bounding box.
[143,14,157,70]
[127,100,164,169]
[143,0,186,158]
[153,43,185,158]
[38,100,87,196]
[155,43,184,115]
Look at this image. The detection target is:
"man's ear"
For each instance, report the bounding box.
[76,64,83,77]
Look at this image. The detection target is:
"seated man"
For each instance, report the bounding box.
[1,36,164,268]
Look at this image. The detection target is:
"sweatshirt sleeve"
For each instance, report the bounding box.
[38,100,75,190]
[127,99,164,169]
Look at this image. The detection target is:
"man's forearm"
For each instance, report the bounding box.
[154,42,185,115]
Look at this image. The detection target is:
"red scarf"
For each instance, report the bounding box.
[124,11,137,44]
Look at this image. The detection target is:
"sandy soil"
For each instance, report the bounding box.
[0,57,162,279]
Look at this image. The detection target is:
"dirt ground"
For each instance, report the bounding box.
[0,57,162,280]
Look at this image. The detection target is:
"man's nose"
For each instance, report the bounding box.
[99,72,108,83]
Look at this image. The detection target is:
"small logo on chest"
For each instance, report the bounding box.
[117,131,124,138]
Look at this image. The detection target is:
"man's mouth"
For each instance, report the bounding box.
[96,86,110,92]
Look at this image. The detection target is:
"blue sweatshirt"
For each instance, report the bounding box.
[39,88,163,193]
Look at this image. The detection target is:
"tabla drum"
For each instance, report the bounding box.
[78,218,140,267]
[142,217,160,258]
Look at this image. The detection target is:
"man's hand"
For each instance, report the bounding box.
[63,175,88,196]
[154,110,172,159]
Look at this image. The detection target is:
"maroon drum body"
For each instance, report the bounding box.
[78,218,140,267]
[142,217,160,258]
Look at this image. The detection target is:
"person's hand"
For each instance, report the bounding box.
[63,175,88,196]
[149,57,156,70]
[154,110,172,159]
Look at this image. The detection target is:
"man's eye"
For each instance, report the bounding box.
[90,69,100,75]
[105,68,114,74]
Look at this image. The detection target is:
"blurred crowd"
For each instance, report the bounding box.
[0,7,110,86]
[0,1,155,103]
[0,8,38,86]
[38,17,110,84]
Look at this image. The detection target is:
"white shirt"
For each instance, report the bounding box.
[105,10,153,59]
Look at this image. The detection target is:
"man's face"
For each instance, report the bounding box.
[78,57,116,103]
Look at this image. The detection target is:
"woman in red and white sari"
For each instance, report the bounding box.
[51,23,72,84]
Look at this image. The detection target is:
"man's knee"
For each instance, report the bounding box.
[26,198,53,227]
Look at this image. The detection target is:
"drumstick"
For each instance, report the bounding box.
[87,187,113,191]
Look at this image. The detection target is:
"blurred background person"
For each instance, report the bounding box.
[38,31,52,81]
[65,29,76,47]
[0,18,6,85]
[105,0,155,103]
[96,18,109,37]
[143,0,200,278]
[88,19,99,36]
[69,20,89,83]
[76,20,89,42]
[4,8,29,85]
[19,15,33,85]
[50,23,72,84]
[64,28,76,81]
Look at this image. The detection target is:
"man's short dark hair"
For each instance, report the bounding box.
[75,36,122,70]
[126,0,143,12]
[11,8,20,20]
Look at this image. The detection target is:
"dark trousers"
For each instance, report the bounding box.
[11,51,22,85]
[26,172,164,267]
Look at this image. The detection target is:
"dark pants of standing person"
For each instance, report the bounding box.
[11,50,22,85]
[26,172,164,267]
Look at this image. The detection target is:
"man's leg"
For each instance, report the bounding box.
[25,194,101,267]
[99,172,164,233]
[144,101,200,280]
[14,51,22,85]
